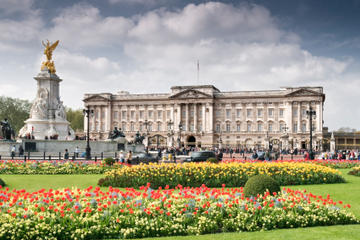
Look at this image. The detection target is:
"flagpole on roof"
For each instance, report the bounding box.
[197,60,199,85]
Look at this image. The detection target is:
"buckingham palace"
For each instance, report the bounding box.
[83,85,325,150]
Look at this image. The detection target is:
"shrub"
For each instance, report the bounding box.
[99,162,345,188]
[242,175,280,197]
[206,157,218,163]
[0,178,5,187]
[103,157,115,166]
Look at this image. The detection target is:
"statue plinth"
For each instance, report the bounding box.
[19,68,74,140]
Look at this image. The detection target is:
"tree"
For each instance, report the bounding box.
[0,96,32,134]
[66,108,84,132]
[338,127,357,133]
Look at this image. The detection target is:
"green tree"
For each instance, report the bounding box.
[0,96,32,134]
[66,108,84,132]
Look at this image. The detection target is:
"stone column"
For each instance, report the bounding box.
[106,102,112,132]
[317,101,322,133]
[202,104,206,132]
[177,104,181,131]
[298,102,301,133]
[194,103,197,133]
[185,103,189,132]
[209,103,214,132]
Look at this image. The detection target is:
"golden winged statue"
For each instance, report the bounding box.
[41,40,59,74]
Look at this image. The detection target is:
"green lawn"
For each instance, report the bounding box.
[0,169,359,239]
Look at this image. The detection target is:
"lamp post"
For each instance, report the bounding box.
[306,106,316,160]
[178,123,183,148]
[83,107,94,160]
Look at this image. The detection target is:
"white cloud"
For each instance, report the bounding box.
[108,0,167,6]
[47,3,133,49]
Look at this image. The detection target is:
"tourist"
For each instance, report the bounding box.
[18,145,24,157]
[64,149,69,160]
[119,150,125,163]
[126,150,132,164]
[11,145,16,159]
[75,146,79,158]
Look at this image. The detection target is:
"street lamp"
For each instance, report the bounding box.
[306,106,316,160]
[83,107,94,160]
[178,123,183,148]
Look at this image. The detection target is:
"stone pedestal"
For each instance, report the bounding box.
[19,68,74,140]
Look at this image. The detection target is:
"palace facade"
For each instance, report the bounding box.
[83,85,325,150]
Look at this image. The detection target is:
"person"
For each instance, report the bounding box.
[75,146,79,158]
[119,150,125,164]
[64,149,69,160]
[126,150,132,164]
[11,145,16,159]
[18,145,24,157]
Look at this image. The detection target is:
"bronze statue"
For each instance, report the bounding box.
[134,131,145,144]
[108,127,125,139]
[0,119,15,140]
[41,40,59,74]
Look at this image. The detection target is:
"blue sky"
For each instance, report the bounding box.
[0,0,359,131]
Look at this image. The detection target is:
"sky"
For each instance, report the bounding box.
[0,0,359,131]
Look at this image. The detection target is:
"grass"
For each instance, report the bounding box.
[0,169,359,239]
[0,174,106,192]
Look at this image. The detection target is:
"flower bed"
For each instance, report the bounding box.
[223,159,360,169]
[0,160,124,174]
[348,167,360,176]
[0,185,356,239]
[99,162,345,188]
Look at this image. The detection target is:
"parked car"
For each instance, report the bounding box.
[185,151,218,162]
[130,152,159,164]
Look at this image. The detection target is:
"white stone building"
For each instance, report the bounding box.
[83,85,325,150]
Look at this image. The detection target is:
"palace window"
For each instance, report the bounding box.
[122,111,126,120]
[122,122,126,131]
[113,111,118,119]
[301,123,306,132]
[148,123,152,132]
[216,124,220,132]
[293,122,298,132]
[190,124,194,131]
[148,110,153,119]
[279,123,285,132]
[247,109,252,118]
[226,109,231,119]
[167,110,170,119]
[157,122,161,131]
[130,111,135,119]
[257,123,263,132]
[257,109,263,117]
[130,122,134,132]
[236,109,241,118]
[139,110,144,119]
[302,108,306,117]
[268,123,273,132]
[139,123,143,132]
[198,124,202,132]
[190,110,194,117]
[293,108,298,117]
[279,109,284,117]
[226,123,231,132]
[237,123,241,132]
[247,123,252,132]
[215,110,221,117]
[268,108,273,117]
[101,110,105,118]
[157,110,162,120]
